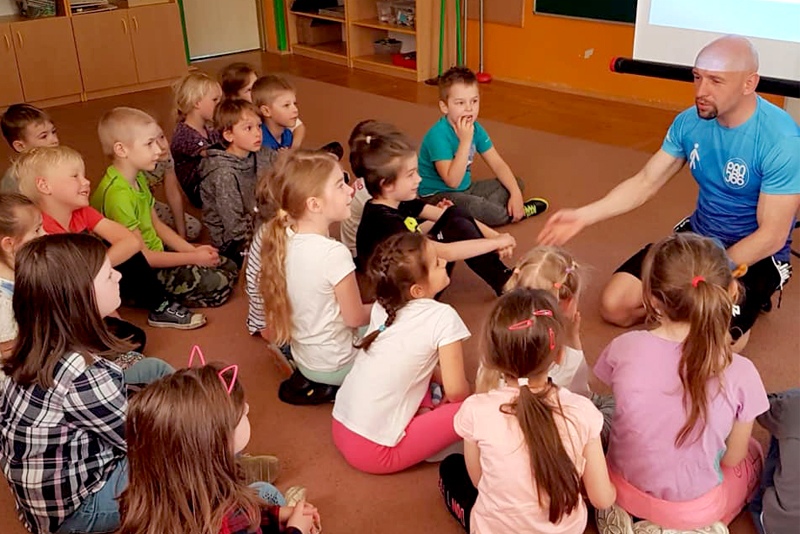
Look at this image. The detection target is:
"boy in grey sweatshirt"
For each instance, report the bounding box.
[199,99,275,267]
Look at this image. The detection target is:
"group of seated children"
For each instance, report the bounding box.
[0,60,794,534]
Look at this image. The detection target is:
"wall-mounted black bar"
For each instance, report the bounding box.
[610,57,800,98]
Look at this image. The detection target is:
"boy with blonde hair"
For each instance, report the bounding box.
[16,145,204,331]
[418,67,548,226]
[92,107,238,308]
[1,104,58,192]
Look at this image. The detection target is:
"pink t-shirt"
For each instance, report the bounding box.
[454,387,603,534]
[594,330,768,502]
[41,206,103,234]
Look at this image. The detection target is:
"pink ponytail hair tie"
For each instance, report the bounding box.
[691,275,705,287]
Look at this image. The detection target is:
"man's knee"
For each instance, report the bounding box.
[600,274,646,327]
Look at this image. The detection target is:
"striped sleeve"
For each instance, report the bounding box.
[245,227,267,335]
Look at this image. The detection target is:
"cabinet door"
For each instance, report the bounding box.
[129,3,188,83]
[11,17,82,103]
[72,10,138,92]
[0,23,24,107]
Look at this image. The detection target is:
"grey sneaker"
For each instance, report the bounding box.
[147,301,206,330]
[596,504,635,534]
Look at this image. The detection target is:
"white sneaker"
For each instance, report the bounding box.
[596,504,635,534]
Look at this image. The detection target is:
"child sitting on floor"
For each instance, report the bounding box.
[220,63,308,148]
[92,107,238,308]
[171,71,223,207]
[198,99,276,266]
[247,150,370,405]
[594,233,769,533]
[0,233,174,534]
[16,145,204,330]
[439,288,616,533]
[0,104,58,193]
[120,354,320,534]
[0,193,44,361]
[332,232,471,474]
[351,120,516,296]
[418,67,548,226]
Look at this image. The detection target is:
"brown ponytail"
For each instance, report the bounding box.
[485,289,581,523]
[347,120,416,196]
[355,232,429,351]
[642,233,735,447]
[256,149,339,344]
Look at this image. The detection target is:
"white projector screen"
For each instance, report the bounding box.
[633,0,800,82]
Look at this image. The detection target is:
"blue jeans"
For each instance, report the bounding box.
[56,358,174,533]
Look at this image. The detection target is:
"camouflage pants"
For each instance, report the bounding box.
[156,256,238,308]
[154,200,203,242]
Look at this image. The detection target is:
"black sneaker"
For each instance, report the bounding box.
[278,368,338,405]
[147,301,206,330]
[522,198,549,219]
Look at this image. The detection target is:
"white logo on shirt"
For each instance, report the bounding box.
[689,143,701,170]
[724,158,749,189]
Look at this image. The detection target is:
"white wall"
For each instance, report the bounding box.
[0,0,19,17]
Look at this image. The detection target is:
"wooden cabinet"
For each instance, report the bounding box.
[10,17,82,103]
[0,23,24,107]
[129,3,187,83]
[72,10,138,92]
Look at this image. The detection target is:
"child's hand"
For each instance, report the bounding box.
[436,198,454,209]
[285,500,319,534]
[492,233,516,254]
[192,246,220,267]
[566,310,583,351]
[454,116,474,144]
[507,195,525,222]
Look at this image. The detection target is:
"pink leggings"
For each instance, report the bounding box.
[612,438,764,529]
[331,402,462,475]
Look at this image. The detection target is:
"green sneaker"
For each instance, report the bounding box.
[523,198,549,219]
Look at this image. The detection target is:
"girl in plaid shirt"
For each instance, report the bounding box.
[0,233,173,534]
[119,361,320,534]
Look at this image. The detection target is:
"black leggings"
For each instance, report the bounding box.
[439,453,477,532]
[115,251,169,312]
[429,206,512,295]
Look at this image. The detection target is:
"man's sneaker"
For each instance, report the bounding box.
[238,453,280,484]
[596,504,634,534]
[147,301,206,330]
[522,198,549,219]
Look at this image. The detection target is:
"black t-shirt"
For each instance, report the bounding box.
[356,199,425,269]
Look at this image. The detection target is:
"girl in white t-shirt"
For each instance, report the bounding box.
[0,193,44,362]
[332,232,471,474]
[252,150,370,405]
[440,288,616,533]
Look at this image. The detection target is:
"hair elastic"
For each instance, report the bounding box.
[732,264,748,278]
[377,324,386,332]
[365,135,372,145]
[518,377,529,387]
[691,275,705,287]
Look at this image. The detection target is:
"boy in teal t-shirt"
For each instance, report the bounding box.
[418,67,548,227]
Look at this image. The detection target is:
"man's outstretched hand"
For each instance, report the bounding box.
[537,209,588,246]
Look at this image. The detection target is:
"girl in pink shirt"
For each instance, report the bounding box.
[440,288,616,533]
[594,233,768,533]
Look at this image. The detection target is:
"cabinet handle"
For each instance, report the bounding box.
[3,34,9,51]
[132,16,139,32]
[121,18,128,34]
[15,31,22,49]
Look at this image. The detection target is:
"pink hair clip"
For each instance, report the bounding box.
[507,310,556,350]
[187,345,239,395]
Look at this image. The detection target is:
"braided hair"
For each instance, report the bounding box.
[355,232,429,351]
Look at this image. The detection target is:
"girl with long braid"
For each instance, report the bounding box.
[332,232,471,474]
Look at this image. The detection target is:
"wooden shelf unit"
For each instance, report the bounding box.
[0,0,188,109]
[285,1,441,82]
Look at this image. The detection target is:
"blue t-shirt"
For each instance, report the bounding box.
[418,116,493,196]
[261,123,293,150]
[662,96,800,262]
